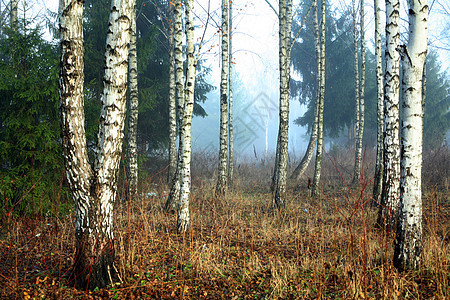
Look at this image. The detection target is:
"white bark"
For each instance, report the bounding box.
[166,0,185,213]
[312,0,325,196]
[353,0,365,185]
[228,0,234,184]
[127,5,139,198]
[177,0,196,232]
[60,0,134,289]
[378,0,401,227]
[216,0,229,196]
[168,5,177,184]
[10,0,17,30]
[372,0,384,205]
[394,0,428,271]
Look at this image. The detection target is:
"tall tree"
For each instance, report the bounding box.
[60,0,134,289]
[127,3,139,199]
[168,4,177,183]
[372,0,384,204]
[228,0,234,185]
[176,0,196,232]
[311,0,325,196]
[216,0,229,196]
[273,0,293,208]
[377,0,401,228]
[353,0,366,184]
[393,0,428,271]
[351,0,360,158]
[166,0,185,213]
[10,0,17,31]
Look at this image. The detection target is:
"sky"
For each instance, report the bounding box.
[14,0,450,159]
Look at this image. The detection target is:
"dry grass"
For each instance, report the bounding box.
[0,147,448,299]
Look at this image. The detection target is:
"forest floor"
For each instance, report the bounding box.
[0,147,448,299]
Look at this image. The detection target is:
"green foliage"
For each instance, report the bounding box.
[0,24,65,216]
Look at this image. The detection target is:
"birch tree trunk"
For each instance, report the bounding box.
[273,0,292,208]
[228,0,234,185]
[10,0,17,30]
[127,4,139,199]
[372,0,384,205]
[393,0,428,271]
[216,0,229,197]
[60,0,134,289]
[353,0,365,185]
[377,0,401,228]
[177,0,196,232]
[351,0,360,184]
[290,0,320,183]
[168,5,177,184]
[311,0,325,196]
[166,0,185,213]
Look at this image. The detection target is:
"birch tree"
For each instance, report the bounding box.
[393,0,428,271]
[165,0,200,231]
[127,3,139,198]
[166,0,185,213]
[60,0,134,289]
[10,0,17,30]
[311,0,325,196]
[216,0,229,196]
[377,0,401,227]
[353,0,365,184]
[372,0,384,204]
[168,5,177,184]
[273,0,293,208]
[228,0,234,185]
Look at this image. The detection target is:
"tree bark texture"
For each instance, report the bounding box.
[372,0,384,205]
[351,0,360,184]
[273,0,292,208]
[228,0,234,185]
[393,0,428,271]
[60,0,134,289]
[216,0,229,197]
[166,0,185,213]
[177,0,196,232]
[168,5,177,184]
[311,0,325,196]
[353,0,365,185]
[378,0,401,228]
[127,4,139,199]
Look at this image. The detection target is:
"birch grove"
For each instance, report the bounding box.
[60,0,134,289]
[394,0,428,271]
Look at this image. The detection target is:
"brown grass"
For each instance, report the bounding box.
[0,147,448,299]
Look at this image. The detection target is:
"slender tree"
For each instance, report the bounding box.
[372,0,384,204]
[127,3,139,199]
[176,0,196,232]
[60,0,134,289]
[311,0,325,196]
[10,0,18,30]
[353,0,365,184]
[393,0,428,271]
[216,0,229,196]
[168,4,177,184]
[228,0,234,185]
[377,0,401,228]
[273,0,293,208]
[166,0,185,213]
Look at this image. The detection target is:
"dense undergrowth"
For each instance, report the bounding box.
[0,146,448,299]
